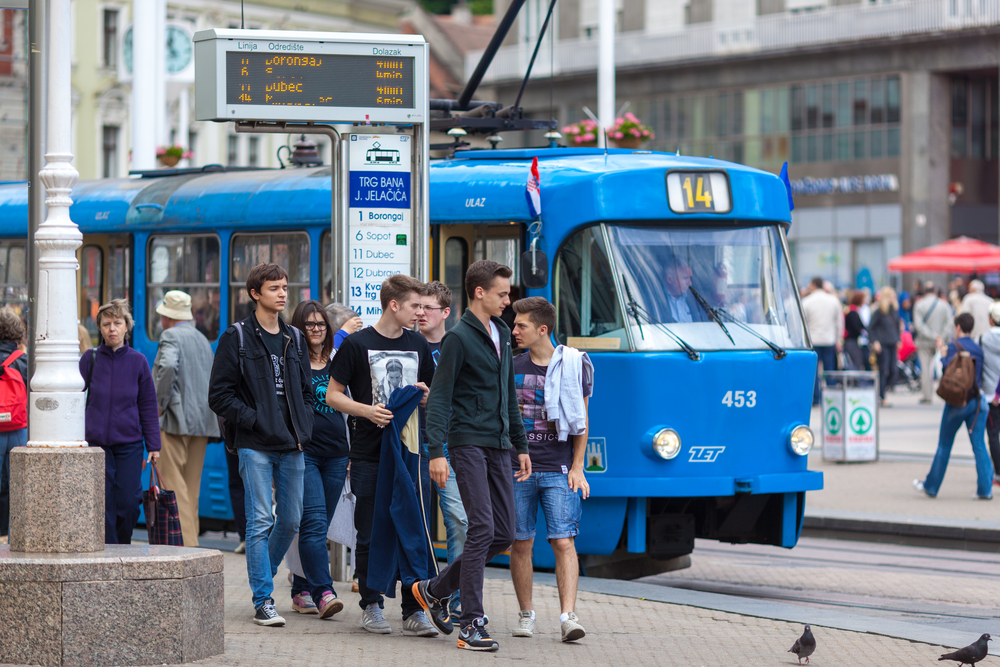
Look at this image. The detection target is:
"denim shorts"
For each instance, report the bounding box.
[513,471,582,541]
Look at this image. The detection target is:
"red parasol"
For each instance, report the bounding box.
[887,236,1000,273]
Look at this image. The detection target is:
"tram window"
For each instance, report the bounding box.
[147,234,221,342]
[554,227,625,348]
[0,240,28,317]
[108,235,131,301]
[605,224,809,352]
[443,237,467,329]
[81,246,104,341]
[230,232,309,323]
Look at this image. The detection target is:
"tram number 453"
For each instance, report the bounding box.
[721,390,756,407]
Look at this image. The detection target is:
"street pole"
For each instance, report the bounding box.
[131,0,155,170]
[597,0,615,149]
[28,0,84,448]
[27,0,46,388]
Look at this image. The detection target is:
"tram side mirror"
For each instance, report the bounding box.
[520,249,549,289]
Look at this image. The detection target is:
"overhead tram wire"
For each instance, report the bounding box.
[513,0,559,111]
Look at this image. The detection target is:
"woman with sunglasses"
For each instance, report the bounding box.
[288,300,350,618]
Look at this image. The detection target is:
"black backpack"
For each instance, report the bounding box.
[218,321,303,454]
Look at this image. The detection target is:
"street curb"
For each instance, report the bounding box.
[802,509,1000,552]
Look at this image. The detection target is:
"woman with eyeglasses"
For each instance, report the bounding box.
[287,300,349,618]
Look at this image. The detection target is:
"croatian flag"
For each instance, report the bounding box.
[525,157,541,218]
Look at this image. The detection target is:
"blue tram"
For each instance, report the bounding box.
[0,147,822,576]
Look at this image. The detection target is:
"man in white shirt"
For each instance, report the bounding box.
[912,283,953,404]
[801,276,844,405]
[960,279,994,340]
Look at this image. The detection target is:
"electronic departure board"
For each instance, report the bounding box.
[225,52,415,109]
[194,29,428,124]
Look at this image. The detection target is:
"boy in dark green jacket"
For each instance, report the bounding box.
[413,260,530,652]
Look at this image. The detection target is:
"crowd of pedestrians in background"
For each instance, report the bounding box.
[801,274,1000,498]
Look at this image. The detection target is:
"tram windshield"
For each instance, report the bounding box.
[555,224,808,352]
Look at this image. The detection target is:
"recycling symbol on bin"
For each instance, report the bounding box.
[849,407,873,435]
[825,407,842,435]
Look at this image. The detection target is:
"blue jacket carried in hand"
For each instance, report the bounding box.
[368,384,436,596]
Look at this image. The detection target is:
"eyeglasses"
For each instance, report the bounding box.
[304,322,328,331]
[422,306,447,312]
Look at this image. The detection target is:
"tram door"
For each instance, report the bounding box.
[77,234,132,347]
[429,222,525,548]
[434,223,525,327]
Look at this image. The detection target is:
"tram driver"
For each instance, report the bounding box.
[657,254,709,324]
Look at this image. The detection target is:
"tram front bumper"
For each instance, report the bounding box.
[599,470,823,497]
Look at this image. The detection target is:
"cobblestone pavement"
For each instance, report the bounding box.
[196,552,957,667]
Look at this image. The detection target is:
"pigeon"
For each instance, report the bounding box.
[939,634,992,666]
[789,625,816,665]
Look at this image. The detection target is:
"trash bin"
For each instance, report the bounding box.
[821,370,879,462]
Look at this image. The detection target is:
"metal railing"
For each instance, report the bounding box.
[468,0,1000,83]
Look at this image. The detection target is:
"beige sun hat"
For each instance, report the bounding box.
[156,290,193,321]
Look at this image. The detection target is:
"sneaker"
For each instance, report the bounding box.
[411,580,454,635]
[402,610,440,637]
[512,610,535,637]
[234,541,245,554]
[292,591,318,614]
[315,591,344,619]
[253,598,286,627]
[560,612,586,642]
[457,618,499,652]
[994,475,1000,488]
[976,494,993,500]
[912,479,934,497]
[360,603,391,634]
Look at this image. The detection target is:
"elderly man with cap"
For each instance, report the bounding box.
[960,279,995,340]
[152,290,220,546]
[978,301,1000,489]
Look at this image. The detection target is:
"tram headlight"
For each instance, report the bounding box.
[789,425,814,456]
[652,428,682,460]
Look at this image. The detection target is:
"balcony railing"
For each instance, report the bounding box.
[468,0,1000,84]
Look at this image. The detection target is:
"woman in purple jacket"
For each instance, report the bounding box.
[80,299,161,544]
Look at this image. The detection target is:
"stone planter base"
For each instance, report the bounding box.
[0,545,225,666]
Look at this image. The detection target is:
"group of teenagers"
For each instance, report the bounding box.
[208,259,596,652]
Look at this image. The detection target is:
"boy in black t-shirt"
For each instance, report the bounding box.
[508,297,593,643]
[327,274,437,637]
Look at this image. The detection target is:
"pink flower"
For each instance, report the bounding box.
[625,112,638,122]
[155,147,166,156]
[631,128,641,137]
[581,133,595,142]
[614,131,624,139]
[615,117,624,125]
[182,151,194,159]
[642,130,650,137]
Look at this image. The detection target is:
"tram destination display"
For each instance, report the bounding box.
[226,52,415,109]
[195,29,428,124]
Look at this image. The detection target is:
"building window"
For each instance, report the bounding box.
[0,240,27,315]
[102,125,119,178]
[103,9,118,69]
[227,135,238,166]
[951,76,999,160]
[230,233,309,323]
[248,136,259,167]
[147,234,221,341]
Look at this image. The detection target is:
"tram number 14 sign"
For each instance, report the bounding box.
[348,134,412,325]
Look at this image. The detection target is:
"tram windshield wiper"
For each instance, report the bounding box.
[621,275,700,360]
[712,303,788,360]
[688,286,735,346]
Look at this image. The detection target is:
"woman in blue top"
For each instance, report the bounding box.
[79,299,161,544]
[288,300,350,618]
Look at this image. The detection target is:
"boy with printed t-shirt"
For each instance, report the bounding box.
[326,274,438,637]
[508,297,593,643]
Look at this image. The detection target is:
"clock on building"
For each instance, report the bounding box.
[122,23,193,75]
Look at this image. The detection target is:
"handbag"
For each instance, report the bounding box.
[328,477,356,548]
[143,463,184,546]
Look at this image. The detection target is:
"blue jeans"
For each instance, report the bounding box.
[513,471,583,541]
[813,345,837,405]
[99,441,145,544]
[291,453,348,601]
[239,447,304,608]
[923,395,994,498]
[437,462,466,612]
[0,427,27,535]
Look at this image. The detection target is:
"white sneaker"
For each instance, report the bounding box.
[512,610,535,637]
[560,612,586,642]
[912,479,933,497]
[402,610,439,637]
[360,603,392,634]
